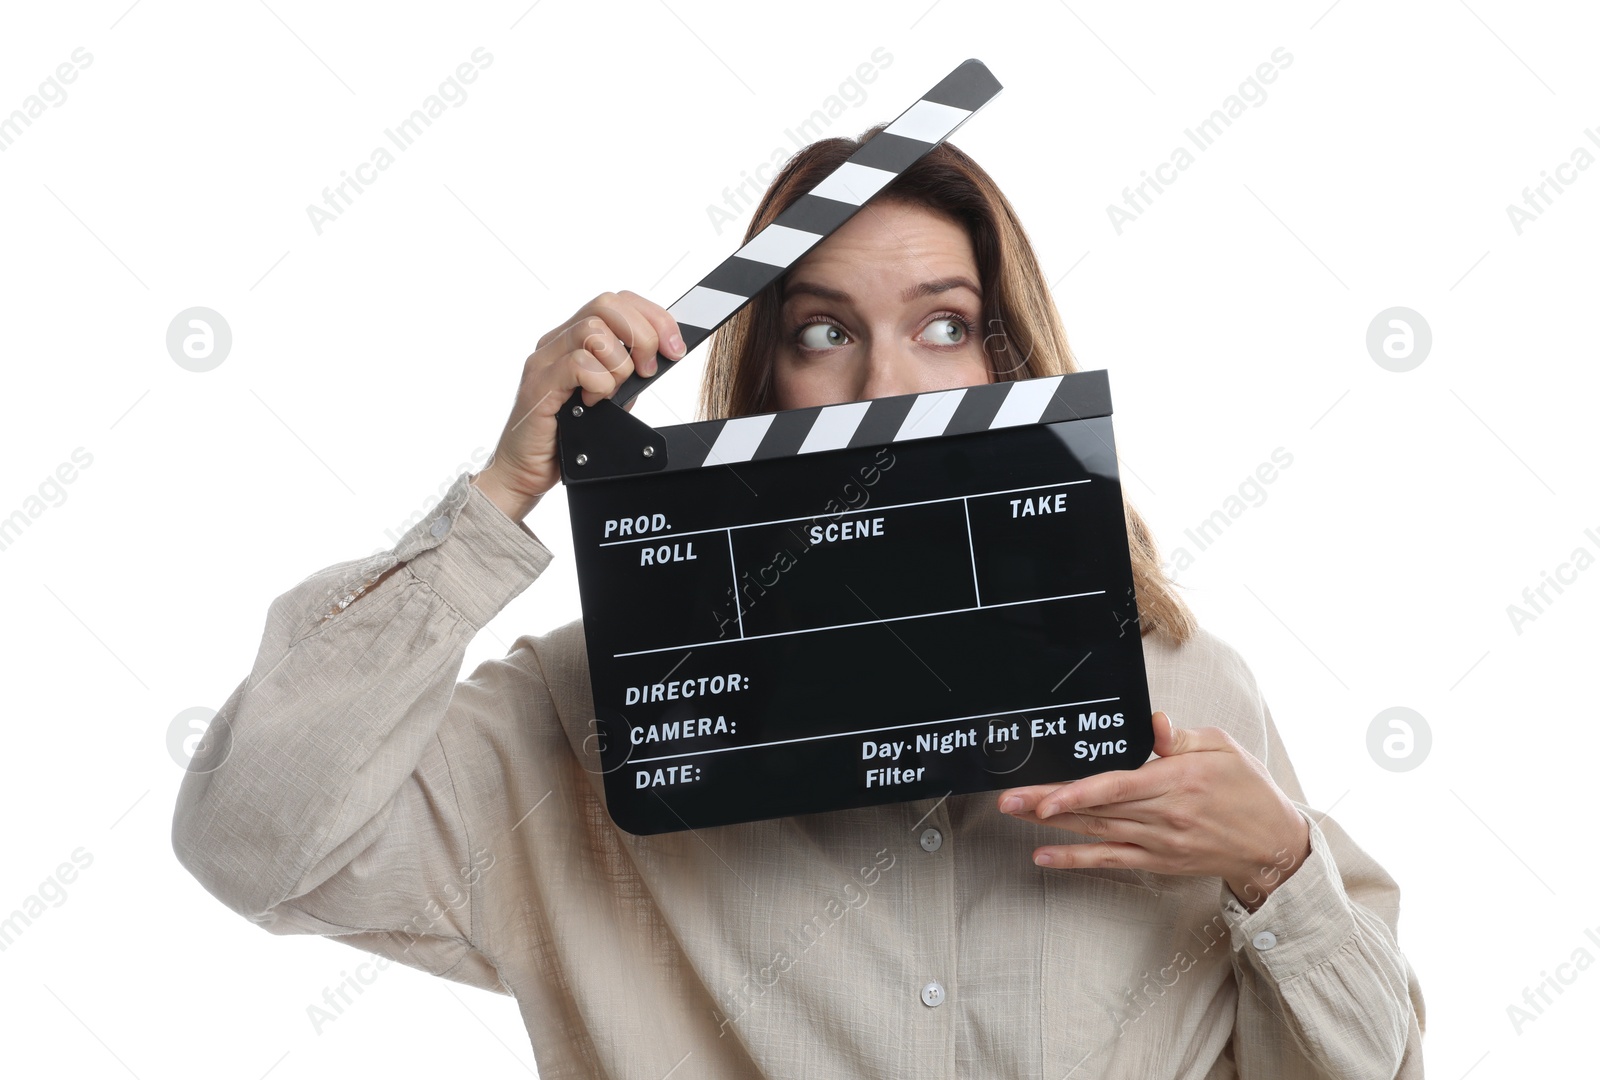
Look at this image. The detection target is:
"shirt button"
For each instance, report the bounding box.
[919,828,943,853]
[430,515,451,538]
[1252,930,1277,951]
[920,981,945,1007]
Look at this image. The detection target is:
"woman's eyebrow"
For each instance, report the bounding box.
[782,275,981,305]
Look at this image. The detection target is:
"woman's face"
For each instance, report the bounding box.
[769,198,993,411]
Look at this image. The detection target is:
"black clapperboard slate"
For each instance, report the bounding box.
[555,60,1153,835]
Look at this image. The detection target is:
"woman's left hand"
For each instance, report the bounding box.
[996,711,1312,911]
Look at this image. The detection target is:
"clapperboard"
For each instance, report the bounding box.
[556,59,1153,835]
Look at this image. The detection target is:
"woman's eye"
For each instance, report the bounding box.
[922,317,967,346]
[798,322,849,349]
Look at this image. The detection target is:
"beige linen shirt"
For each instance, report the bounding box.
[173,469,1425,1079]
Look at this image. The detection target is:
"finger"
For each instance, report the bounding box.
[617,289,688,372]
[1034,768,1169,820]
[995,783,1069,816]
[593,329,639,386]
[1151,712,1236,758]
[1039,798,1167,823]
[999,779,1163,824]
[1015,794,1171,843]
[1032,808,1147,842]
[1032,840,1154,871]
[540,297,605,351]
[556,315,629,377]
[587,293,660,377]
[570,348,621,407]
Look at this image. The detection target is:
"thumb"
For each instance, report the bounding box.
[1151,710,1188,758]
[1151,711,1231,758]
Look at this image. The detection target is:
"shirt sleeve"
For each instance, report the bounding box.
[170,469,555,993]
[1216,671,1427,1079]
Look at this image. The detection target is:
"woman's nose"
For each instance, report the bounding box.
[855,337,920,401]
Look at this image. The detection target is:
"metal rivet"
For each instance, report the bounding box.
[571,404,584,417]
[575,453,588,466]
[642,445,655,458]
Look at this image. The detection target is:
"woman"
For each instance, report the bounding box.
[173,123,1425,1077]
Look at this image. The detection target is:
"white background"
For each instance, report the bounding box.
[1,0,1594,1075]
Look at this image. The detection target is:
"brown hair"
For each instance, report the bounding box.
[695,123,1197,646]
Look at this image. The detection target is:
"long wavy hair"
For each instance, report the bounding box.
[695,122,1197,646]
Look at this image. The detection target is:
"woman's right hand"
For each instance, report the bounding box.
[472,290,686,521]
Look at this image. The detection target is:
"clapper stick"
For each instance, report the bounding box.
[561,58,1001,432]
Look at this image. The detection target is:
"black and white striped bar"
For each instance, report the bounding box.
[652,370,1112,473]
[609,58,1002,409]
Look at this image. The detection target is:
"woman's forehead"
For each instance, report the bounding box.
[785,200,977,297]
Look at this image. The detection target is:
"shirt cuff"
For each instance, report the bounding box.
[398,469,555,628]
[1218,805,1358,983]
